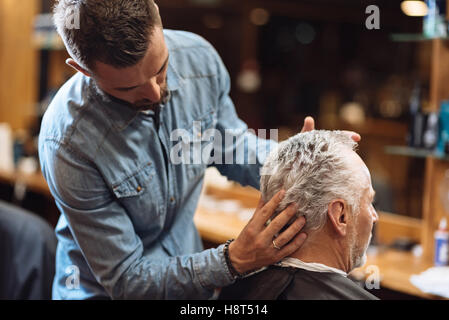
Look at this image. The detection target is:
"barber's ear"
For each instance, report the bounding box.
[327,199,348,236]
[66,58,91,77]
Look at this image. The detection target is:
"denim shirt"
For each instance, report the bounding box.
[38,30,277,300]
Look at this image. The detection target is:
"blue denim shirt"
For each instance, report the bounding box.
[39,30,277,299]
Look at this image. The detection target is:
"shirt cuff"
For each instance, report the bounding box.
[193,243,236,291]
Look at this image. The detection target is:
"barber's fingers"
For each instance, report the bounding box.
[299,117,361,142]
[262,203,298,237]
[276,232,308,259]
[255,194,265,211]
[300,116,315,133]
[271,215,306,249]
[250,190,285,230]
[342,130,361,142]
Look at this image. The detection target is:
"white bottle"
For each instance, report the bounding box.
[434,217,449,266]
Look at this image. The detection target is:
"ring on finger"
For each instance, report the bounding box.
[272,239,281,250]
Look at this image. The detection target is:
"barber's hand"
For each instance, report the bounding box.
[228,190,307,274]
[300,116,361,142]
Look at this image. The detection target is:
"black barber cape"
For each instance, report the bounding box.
[219,266,379,300]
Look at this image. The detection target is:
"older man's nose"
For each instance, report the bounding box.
[372,209,379,224]
[142,78,161,103]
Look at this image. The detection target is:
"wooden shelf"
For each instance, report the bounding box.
[390,33,449,42]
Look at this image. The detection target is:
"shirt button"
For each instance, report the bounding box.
[170,197,175,203]
[136,186,142,192]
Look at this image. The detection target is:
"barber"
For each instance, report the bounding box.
[39,0,360,299]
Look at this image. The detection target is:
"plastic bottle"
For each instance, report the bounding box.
[434,217,449,266]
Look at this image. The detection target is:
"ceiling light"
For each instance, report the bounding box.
[401,1,429,17]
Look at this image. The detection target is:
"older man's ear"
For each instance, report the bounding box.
[327,200,348,236]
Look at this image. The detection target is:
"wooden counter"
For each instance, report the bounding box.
[354,249,443,299]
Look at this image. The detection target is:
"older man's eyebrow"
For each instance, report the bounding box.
[114,54,170,91]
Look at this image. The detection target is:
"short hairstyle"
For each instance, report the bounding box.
[260,130,365,232]
[53,0,162,71]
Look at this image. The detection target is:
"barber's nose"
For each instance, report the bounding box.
[142,78,161,103]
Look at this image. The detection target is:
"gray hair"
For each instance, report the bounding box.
[53,0,162,71]
[260,130,364,232]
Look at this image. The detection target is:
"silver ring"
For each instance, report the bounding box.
[272,239,281,250]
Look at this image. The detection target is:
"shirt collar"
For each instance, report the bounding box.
[277,257,348,277]
[87,58,182,132]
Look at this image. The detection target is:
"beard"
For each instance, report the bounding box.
[351,232,372,270]
[133,83,170,110]
[92,79,170,111]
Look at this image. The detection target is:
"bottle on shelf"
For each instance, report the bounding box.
[407,81,425,148]
[438,101,449,155]
[434,217,449,266]
[423,112,439,150]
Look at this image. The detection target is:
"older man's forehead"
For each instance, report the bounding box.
[361,163,372,183]
[348,151,373,193]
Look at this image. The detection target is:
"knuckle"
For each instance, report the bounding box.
[246,227,256,238]
[254,240,265,250]
[271,220,282,230]
[296,218,305,229]
[260,208,270,218]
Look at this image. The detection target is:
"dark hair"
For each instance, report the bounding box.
[54,0,162,71]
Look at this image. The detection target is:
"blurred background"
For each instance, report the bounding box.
[0,0,429,220]
[1,0,449,299]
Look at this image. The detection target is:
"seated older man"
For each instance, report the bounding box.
[219,130,379,300]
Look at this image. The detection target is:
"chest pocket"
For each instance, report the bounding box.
[188,110,218,180]
[110,163,164,233]
[172,109,218,180]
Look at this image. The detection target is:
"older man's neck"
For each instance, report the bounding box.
[288,233,351,273]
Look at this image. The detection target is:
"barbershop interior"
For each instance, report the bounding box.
[1,0,449,301]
